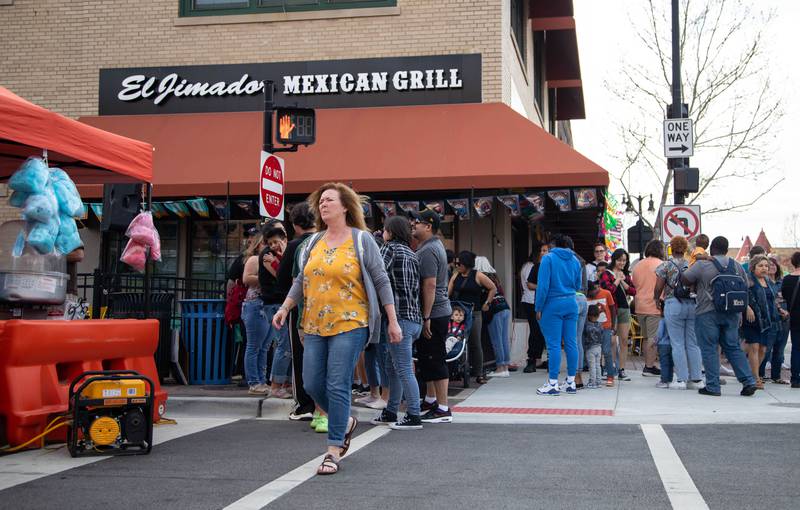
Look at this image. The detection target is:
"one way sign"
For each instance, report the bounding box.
[663,118,694,158]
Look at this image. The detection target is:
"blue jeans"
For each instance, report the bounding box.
[760,321,789,380]
[601,328,617,377]
[303,327,368,447]
[364,327,389,388]
[576,294,588,370]
[242,300,270,385]
[695,311,756,393]
[539,296,579,381]
[488,309,512,366]
[264,304,292,385]
[663,298,703,382]
[386,319,422,416]
[658,343,674,384]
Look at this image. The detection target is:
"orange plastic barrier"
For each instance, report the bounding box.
[0,319,168,447]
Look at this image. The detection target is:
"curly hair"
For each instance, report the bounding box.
[307,182,368,232]
[670,236,689,256]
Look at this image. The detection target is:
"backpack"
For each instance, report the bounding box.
[709,257,748,313]
[668,260,694,301]
[224,280,247,325]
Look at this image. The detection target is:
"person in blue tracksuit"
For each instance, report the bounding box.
[534,234,583,396]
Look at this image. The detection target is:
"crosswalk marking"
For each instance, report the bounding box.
[641,424,709,510]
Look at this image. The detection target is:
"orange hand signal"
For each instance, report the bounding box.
[279,115,295,139]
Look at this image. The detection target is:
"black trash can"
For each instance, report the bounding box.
[179,299,230,385]
[107,292,174,382]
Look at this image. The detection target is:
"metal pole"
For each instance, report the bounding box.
[469,188,475,252]
[638,196,645,257]
[143,183,152,319]
[671,0,686,205]
[263,81,274,153]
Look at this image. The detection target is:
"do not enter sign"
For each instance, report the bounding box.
[660,205,701,242]
[259,151,285,220]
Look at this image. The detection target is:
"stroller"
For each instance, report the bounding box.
[413,300,474,389]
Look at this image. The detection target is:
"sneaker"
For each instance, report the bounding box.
[719,378,727,385]
[655,381,670,389]
[508,364,519,372]
[618,369,631,381]
[606,376,615,387]
[354,395,377,405]
[487,370,510,378]
[740,384,757,396]
[420,407,453,423]
[314,415,328,433]
[420,399,438,413]
[537,381,560,396]
[562,380,577,395]
[523,361,537,373]
[670,381,687,390]
[389,414,423,430]
[310,411,321,429]
[642,366,661,377]
[719,364,735,377]
[366,398,387,410]
[248,384,269,395]
[289,406,314,421]
[687,380,706,390]
[271,388,293,399]
[698,387,721,397]
[370,409,398,426]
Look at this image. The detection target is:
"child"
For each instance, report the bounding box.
[262,226,287,276]
[655,320,674,388]
[583,305,604,388]
[586,281,617,387]
[446,305,467,359]
[688,234,709,267]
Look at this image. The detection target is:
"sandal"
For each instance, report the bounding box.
[475,375,488,385]
[772,379,790,385]
[339,416,358,457]
[316,454,339,475]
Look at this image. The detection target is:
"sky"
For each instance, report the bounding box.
[571,0,800,248]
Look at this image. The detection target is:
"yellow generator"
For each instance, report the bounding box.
[67,370,154,457]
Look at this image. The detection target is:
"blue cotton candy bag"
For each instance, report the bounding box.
[8,191,29,208]
[9,157,49,194]
[55,215,83,254]
[27,217,60,254]
[21,191,58,223]
[49,168,83,217]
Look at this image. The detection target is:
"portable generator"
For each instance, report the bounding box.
[67,370,154,458]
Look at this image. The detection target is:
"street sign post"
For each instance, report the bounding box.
[660,205,701,242]
[663,118,694,158]
[259,150,284,220]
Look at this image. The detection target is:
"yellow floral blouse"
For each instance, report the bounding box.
[302,237,369,336]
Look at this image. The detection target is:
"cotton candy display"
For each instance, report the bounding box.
[120,238,148,272]
[54,213,83,255]
[21,190,58,223]
[8,191,29,208]
[49,168,83,217]
[27,216,60,254]
[120,211,161,272]
[8,157,49,194]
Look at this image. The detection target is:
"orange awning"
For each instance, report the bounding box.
[0,86,153,184]
[78,102,607,198]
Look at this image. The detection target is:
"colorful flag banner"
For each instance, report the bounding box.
[89,203,103,223]
[446,198,470,220]
[375,201,396,218]
[208,198,229,220]
[520,193,545,221]
[150,202,169,219]
[423,200,445,216]
[397,201,420,214]
[574,188,599,210]
[187,198,210,218]
[548,189,572,212]
[497,195,521,217]
[473,197,493,218]
[362,200,373,218]
[602,191,624,251]
[164,201,191,218]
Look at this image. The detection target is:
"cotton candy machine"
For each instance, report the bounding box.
[0,220,68,306]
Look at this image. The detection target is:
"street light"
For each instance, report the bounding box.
[626,194,655,256]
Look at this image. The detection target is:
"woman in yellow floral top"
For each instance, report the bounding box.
[273,182,401,476]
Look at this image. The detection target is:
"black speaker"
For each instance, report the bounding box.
[101,184,142,232]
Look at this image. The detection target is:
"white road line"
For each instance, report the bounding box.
[224,426,391,510]
[641,424,709,510]
[0,417,236,491]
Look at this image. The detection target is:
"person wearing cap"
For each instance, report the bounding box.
[411,209,454,423]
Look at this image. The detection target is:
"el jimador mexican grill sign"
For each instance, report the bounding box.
[99,54,481,115]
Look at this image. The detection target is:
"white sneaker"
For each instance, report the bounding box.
[720,365,735,377]
[783,362,791,370]
[365,398,387,410]
[670,381,687,390]
[765,361,772,371]
[354,395,377,405]
[687,380,706,390]
[536,381,560,396]
[656,381,670,389]
[248,384,269,395]
[487,370,510,378]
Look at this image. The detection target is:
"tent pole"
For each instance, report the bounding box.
[143,183,152,319]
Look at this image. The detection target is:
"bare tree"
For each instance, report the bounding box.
[608,0,783,219]
[785,212,800,248]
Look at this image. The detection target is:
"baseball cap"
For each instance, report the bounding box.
[410,209,441,232]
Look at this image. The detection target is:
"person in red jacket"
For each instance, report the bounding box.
[599,248,636,380]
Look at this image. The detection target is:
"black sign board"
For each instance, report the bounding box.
[99,54,482,115]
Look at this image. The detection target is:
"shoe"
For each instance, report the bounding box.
[536,360,549,369]
[687,380,706,390]
[248,384,269,395]
[354,395,377,405]
[719,365,735,377]
[523,362,537,373]
[771,378,790,385]
[420,399,438,413]
[289,406,314,421]
[314,415,329,433]
[655,381,670,389]
[487,370,510,378]
[719,378,727,385]
[698,387,721,397]
[508,364,519,372]
[271,388,293,399]
[366,398,387,410]
[561,380,577,395]
[642,366,661,377]
[618,369,630,381]
[791,383,800,389]
[670,381,687,390]
[370,409,398,426]
[420,407,453,423]
[389,414,423,430]
[740,385,757,396]
[310,410,321,429]
[537,381,560,396]
[606,376,615,387]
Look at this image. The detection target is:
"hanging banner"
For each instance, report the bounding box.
[423,200,445,216]
[235,199,258,218]
[548,190,572,211]
[362,200,373,219]
[164,201,191,218]
[574,188,598,210]
[150,202,169,219]
[89,203,103,223]
[397,201,420,215]
[187,198,211,218]
[602,192,624,251]
[497,195,521,217]
[446,198,470,220]
[473,197,493,218]
[207,198,229,219]
[520,193,545,221]
[375,200,396,218]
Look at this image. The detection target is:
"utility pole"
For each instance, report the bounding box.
[670,0,686,205]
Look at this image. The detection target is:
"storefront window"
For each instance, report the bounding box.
[182,0,396,16]
[190,220,257,282]
[154,220,179,275]
[511,0,526,66]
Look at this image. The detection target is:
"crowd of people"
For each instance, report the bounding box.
[224,180,800,475]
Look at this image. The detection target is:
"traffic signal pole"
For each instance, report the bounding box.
[671,0,686,205]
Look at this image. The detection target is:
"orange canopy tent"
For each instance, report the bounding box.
[0,86,152,184]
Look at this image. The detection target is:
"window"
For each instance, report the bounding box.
[510,0,526,65]
[181,0,396,16]
[533,31,546,115]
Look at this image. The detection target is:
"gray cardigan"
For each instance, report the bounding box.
[287,228,394,345]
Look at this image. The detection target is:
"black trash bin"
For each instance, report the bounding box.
[106,292,174,382]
